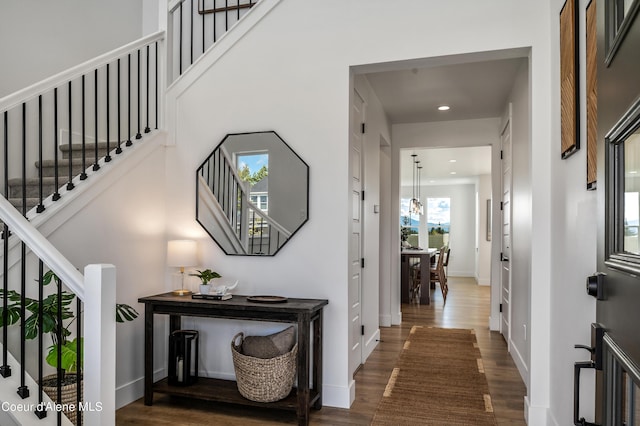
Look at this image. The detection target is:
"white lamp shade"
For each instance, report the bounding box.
[167,240,198,267]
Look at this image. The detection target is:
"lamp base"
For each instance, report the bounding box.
[172,289,193,296]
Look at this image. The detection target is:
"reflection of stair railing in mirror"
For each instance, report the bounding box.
[196,131,307,256]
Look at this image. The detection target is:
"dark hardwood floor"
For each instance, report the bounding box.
[116,277,526,425]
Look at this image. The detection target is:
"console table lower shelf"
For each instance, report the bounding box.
[153,377,321,412]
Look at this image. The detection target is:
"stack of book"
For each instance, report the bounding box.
[191,293,232,300]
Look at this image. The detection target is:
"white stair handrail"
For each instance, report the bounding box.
[0,31,165,114]
[0,196,84,298]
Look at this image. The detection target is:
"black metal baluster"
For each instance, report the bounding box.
[202,0,206,54]
[221,159,227,213]
[17,241,29,398]
[37,96,45,212]
[117,58,123,154]
[76,297,82,426]
[67,81,75,190]
[22,102,27,217]
[127,53,132,147]
[238,188,244,239]
[34,260,46,419]
[1,111,11,379]
[155,42,158,130]
[56,274,62,425]
[249,210,255,253]
[80,75,88,180]
[53,88,61,201]
[21,103,26,217]
[145,45,151,134]
[136,49,142,139]
[225,0,229,31]
[237,0,240,19]
[213,0,217,42]
[105,63,112,162]
[190,0,194,66]
[179,3,183,75]
[93,69,100,171]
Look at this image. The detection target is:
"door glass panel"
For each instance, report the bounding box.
[624,133,640,254]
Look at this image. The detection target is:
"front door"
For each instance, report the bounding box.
[593,1,640,424]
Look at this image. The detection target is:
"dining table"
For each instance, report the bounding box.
[401,248,437,304]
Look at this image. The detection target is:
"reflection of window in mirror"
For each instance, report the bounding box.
[236,152,269,213]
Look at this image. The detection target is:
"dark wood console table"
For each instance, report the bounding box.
[138,292,328,426]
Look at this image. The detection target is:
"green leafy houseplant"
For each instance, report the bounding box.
[189,269,221,285]
[0,270,138,376]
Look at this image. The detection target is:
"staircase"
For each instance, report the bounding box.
[7,142,117,214]
[0,0,269,423]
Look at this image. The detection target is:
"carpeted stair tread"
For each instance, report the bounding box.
[7,177,60,198]
[59,141,123,159]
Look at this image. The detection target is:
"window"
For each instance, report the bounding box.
[606,99,640,272]
[400,198,419,246]
[427,198,450,249]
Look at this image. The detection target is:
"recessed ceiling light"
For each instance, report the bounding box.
[631,171,638,174]
[429,180,436,183]
[438,105,450,111]
[449,159,457,163]
[450,172,457,175]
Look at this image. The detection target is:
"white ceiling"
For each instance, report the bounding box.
[400,146,492,187]
[363,57,523,186]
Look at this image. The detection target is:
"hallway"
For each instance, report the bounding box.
[117,277,526,425]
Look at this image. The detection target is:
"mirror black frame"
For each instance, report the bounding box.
[196,131,309,256]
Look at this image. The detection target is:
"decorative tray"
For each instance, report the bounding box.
[246,295,288,303]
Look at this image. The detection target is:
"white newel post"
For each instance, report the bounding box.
[83,264,117,426]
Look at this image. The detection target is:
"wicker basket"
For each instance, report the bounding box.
[231,332,297,403]
[41,373,83,425]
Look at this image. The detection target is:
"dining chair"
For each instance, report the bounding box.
[430,246,448,303]
[409,263,422,304]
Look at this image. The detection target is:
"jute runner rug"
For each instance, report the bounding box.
[372,326,497,425]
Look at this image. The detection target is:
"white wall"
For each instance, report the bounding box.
[35,135,168,409]
[547,0,598,424]
[0,0,143,98]
[164,0,554,416]
[477,174,492,285]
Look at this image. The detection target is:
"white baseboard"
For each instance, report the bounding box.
[379,314,391,327]
[477,277,490,286]
[510,340,530,387]
[363,328,380,362]
[489,314,500,331]
[525,395,549,425]
[547,409,560,426]
[116,367,166,409]
[392,310,402,326]
[448,270,475,277]
[321,381,353,409]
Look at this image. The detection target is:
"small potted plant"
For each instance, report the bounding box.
[190,269,221,294]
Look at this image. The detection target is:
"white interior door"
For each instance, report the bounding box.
[348,89,365,377]
[500,117,512,347]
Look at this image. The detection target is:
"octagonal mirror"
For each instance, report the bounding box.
[196,131,309,255]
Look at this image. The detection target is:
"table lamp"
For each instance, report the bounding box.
[167,240,198,296]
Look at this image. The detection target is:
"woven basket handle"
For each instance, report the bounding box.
[231,332,244,351]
